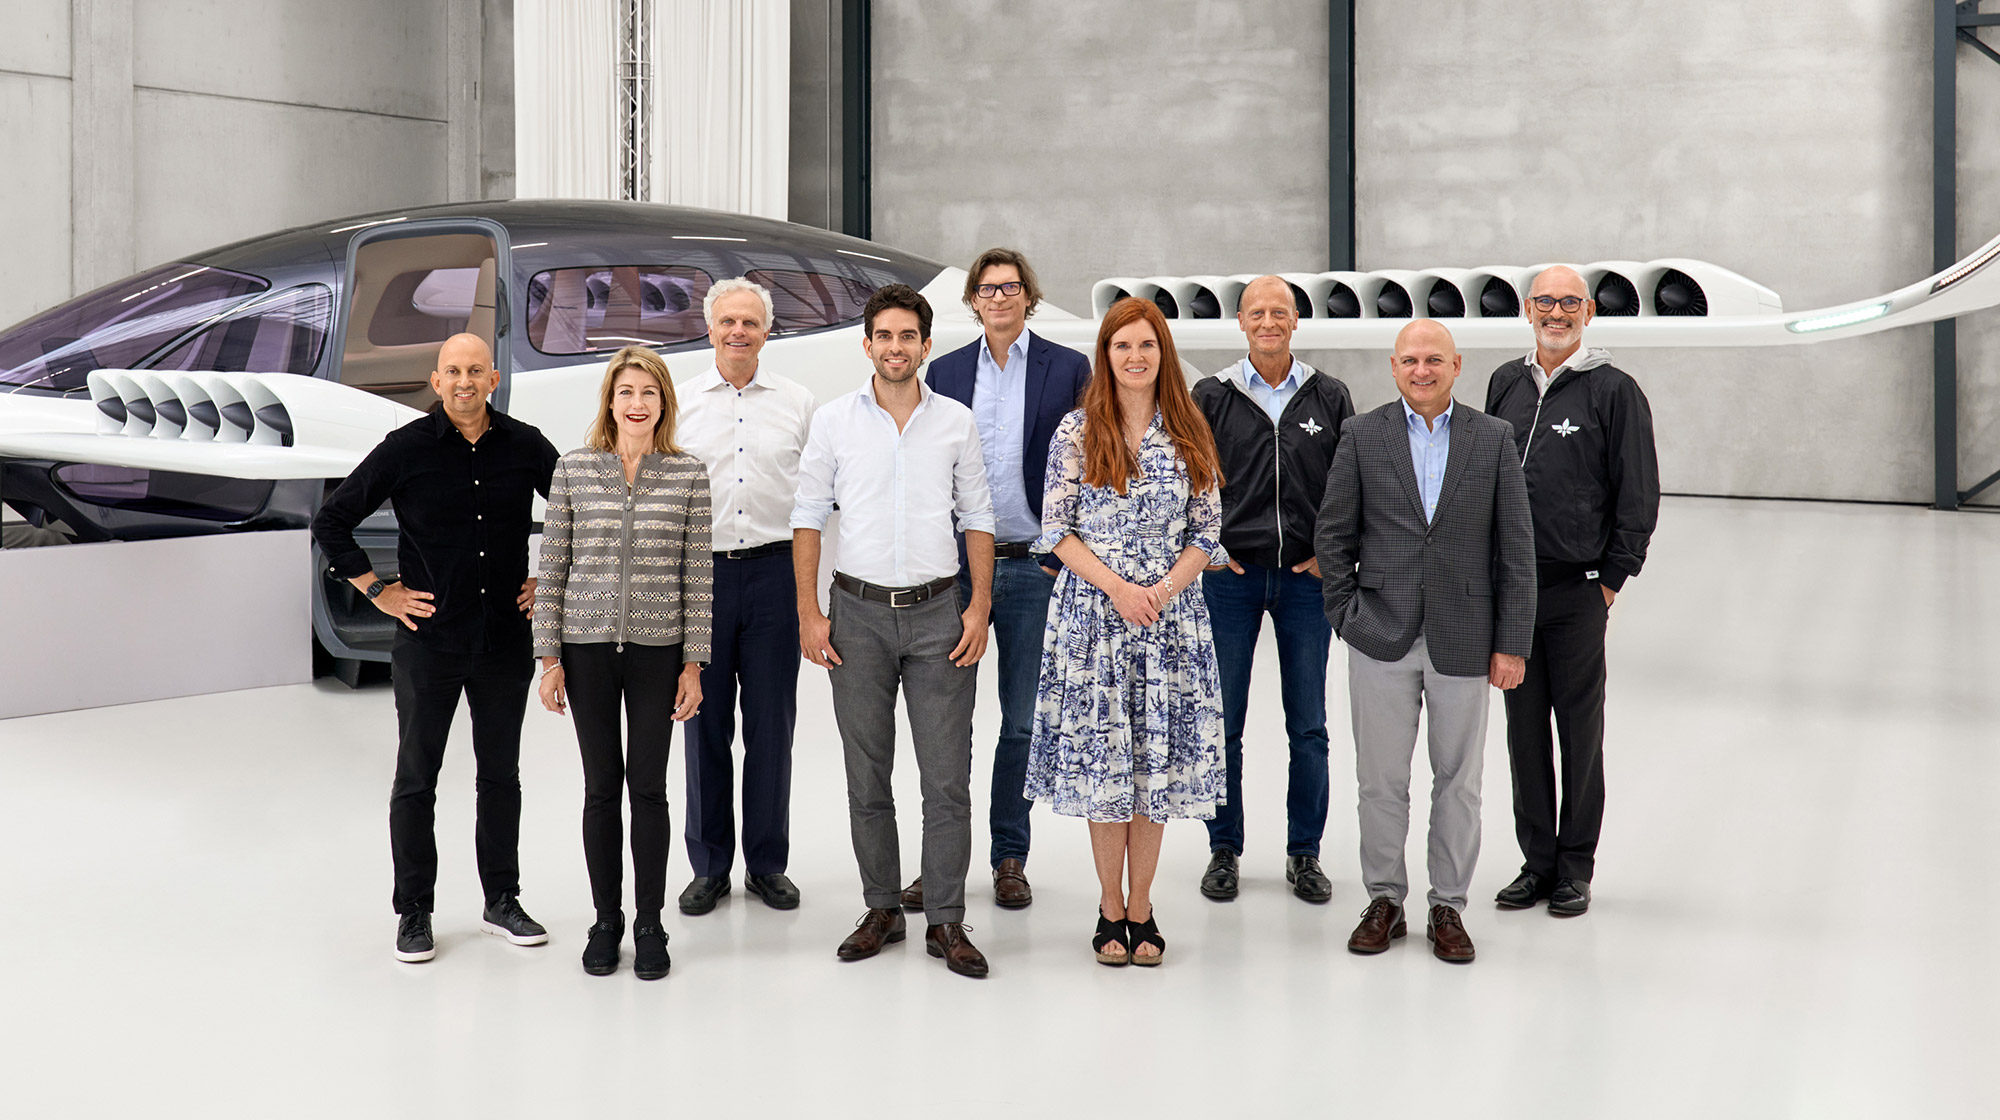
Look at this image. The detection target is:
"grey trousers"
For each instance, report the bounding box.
[1347,634,1489,912]
[827,583,977,924]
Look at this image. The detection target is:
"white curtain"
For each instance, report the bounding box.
[514,0,618,200]
[652,1,790,219]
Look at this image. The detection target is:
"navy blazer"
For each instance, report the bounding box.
[926,329,1092,528]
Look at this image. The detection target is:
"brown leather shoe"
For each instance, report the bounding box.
[1426,904,1476,963]
[836,908,906,961]
[1346,897,1407,954]
[899,877,924,912]
[925,922,989,978]
[992,859,1033,909]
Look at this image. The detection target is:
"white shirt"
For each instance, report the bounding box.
[791,378,996,587]
[676,364,816,551]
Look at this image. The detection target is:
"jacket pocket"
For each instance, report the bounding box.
[1357,569,1386,589]
[1464,577,1491,597]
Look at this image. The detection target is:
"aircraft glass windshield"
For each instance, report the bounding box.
[0,263,269,393]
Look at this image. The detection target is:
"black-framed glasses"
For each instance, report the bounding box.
[1528,295,1586,312]
[975,281,1025,298]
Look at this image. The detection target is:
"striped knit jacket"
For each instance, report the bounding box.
[533,449,713,661]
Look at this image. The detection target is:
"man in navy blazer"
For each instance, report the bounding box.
[901,247,1090,913]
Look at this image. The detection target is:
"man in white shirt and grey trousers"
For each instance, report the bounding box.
[792,284,997,979]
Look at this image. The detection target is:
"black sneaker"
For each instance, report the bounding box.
[633,922,671,981]
[582,914,623,976]
[395,912,436,963]
[481,894,549,946]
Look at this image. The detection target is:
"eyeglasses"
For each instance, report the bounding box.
[975,281,1025,299]
[1528,295,1586,313]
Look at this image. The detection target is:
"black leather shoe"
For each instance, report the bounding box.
[632,922,671,980]
[1494,870,1553,909]
[1200,849,1239,901]
[745,873,801,910]
[481,894,548,945]
[395,912,435,963]
[678,876,731,915]
[1548,878,1591,917]
[582,914,622,976]
[1285,854,1333,903]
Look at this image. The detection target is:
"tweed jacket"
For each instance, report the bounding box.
[1314,400,1536,678]
[533,449,713,662]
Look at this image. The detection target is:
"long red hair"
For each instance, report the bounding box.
[1080,297,1221,495]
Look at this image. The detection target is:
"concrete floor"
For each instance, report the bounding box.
[1,495,1995,1118]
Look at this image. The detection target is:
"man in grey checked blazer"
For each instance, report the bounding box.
[1314,319,1536,964]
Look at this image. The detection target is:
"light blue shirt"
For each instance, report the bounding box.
[1240,357,1307,423]
[1403,398,1453,524]
[974,327,1041,544]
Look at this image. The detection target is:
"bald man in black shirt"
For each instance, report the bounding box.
[313,333,560,963]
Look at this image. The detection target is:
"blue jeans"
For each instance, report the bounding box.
[1200,562,1333,857]
[960,556,1056,866]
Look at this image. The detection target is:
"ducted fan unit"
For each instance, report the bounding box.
[1376,282,1412,318]
[1480,278,1520,317]
[1152,290,1179,319]
[1187,286,1221,319]
[1326,283,1361,319]
[1594,272,1639,316]
[1425,280,1465,318]
[1288,283,1313,319]
[1653,269,1708,316]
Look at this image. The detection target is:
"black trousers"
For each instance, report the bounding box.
[685,552,799,878]
[1502,577,1610,883]
[389,636,534,915]
[563,641,681,920]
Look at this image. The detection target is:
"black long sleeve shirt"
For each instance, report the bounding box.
[311,407,559,654]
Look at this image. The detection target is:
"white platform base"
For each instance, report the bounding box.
[0,530,312,718]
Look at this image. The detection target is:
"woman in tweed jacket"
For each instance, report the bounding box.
[534,345,713,980]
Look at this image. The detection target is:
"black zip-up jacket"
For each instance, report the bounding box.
[1193,361,1355,571]
[1483,349,1659,590]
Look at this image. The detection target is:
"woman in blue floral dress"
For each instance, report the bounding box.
[1025,297,1227,966]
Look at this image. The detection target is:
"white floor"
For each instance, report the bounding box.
[3,495,1997,1119]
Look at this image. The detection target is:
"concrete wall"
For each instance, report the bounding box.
[0,0,514,332]
[787,0,842,229]
[868,0,2000,505]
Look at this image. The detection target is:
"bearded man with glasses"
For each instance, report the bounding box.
[907,248,1091,914]
[1482,265,1660,918]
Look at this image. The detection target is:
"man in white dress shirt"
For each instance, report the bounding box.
[792,284,997,979]
[673,278,816,916]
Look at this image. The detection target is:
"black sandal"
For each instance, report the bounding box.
[1127,910,1166,966]
[1093,908,1131,966]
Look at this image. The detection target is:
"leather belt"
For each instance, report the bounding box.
[993,541,1035,559]
[718,541,792,561]
[833,571,956,608]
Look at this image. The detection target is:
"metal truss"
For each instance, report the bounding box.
[617,0,653,203]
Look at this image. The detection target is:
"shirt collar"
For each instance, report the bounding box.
[978,327,1033,367]
[857,375,932,412]
[699,363,768,391]
[1402,397,1453,433]
[429,404,507,439]
[1240,356,1303,393]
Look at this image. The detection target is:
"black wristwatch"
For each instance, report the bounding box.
[365,579,388,601]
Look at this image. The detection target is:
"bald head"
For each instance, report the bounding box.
[1236,275,1299,369]
[431,332,500,425]
[438,332,494,370]
[1390,318,1461,420]
[1527,266,1593,365]
[1394,318,1459,358]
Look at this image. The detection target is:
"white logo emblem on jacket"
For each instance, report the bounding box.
[1299,417,1323,436]
[1551,419,1579,437]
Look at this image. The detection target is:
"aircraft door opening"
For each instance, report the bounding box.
[334,224,511,413]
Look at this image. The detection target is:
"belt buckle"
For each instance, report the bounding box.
[888,586,918,609]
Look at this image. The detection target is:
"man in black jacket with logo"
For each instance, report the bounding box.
[1483,265,1659,917]
[1192,275,1355,903]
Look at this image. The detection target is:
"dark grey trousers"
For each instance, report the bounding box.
[827,582,977,924]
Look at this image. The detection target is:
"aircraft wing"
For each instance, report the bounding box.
[1029,232,2000,351]
[0,370,422,480]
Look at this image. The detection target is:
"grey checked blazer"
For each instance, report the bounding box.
[1314,400,1536,677]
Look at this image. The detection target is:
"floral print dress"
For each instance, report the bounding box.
[1024,408,1228,821]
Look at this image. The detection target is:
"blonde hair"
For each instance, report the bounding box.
[586,346,680,453]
